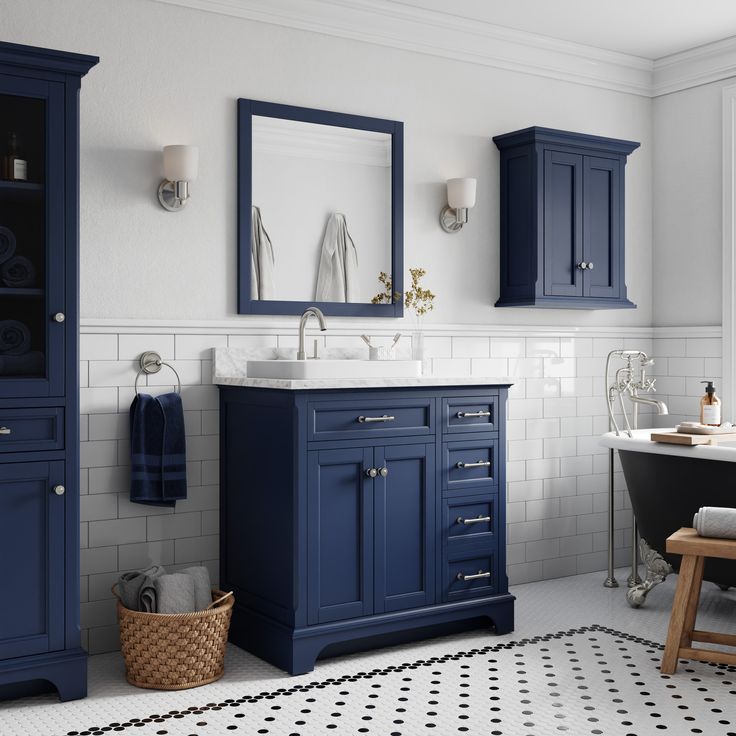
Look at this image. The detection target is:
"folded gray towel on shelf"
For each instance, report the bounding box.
[180,565,212,610]
[117,565,165,611]
[693,506,736,539]
[155,572,196,614]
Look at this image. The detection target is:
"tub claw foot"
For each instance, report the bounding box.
[717,584,731,592]
[626,538,672,609]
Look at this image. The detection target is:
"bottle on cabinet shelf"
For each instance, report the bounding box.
[3,132,28,181]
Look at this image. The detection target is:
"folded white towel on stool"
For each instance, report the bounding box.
[693,506,736,539]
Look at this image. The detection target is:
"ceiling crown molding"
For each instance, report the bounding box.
[151,0,654,96]
[653,35,736,96]
[151,0,736,98]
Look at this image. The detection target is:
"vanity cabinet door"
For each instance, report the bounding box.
[373,443,435,614]
[307,447,374,625]
[0,460,65,660]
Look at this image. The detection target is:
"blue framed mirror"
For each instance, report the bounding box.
[238,99,403,317]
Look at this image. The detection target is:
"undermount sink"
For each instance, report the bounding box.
[246,359,422,380]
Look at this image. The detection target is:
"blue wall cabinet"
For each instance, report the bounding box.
[493,127,638,309]
[220,385,514,675]
[0,42,98,702]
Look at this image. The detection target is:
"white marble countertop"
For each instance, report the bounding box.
[212,346,512,390]
[215,375,514,390]
[600,429,736,463]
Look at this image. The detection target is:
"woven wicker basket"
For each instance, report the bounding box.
[113,587,234,690]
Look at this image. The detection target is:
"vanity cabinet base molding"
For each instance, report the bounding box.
[219,385,514,675]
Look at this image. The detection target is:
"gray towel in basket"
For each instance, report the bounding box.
[180,565,212,610]
[117,565,165,611]
[693,506,736,539]
[155,572,196,614]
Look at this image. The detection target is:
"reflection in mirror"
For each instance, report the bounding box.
[251,116,392,304]
[238,99,403,317]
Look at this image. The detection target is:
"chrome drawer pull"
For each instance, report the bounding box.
[457,410,491,418]
[0,426,11,435]
[456,515,491,526]
[456,569,490,582]
[456,460,491,469]
[357,415,395,423]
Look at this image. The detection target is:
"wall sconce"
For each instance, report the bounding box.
[440,177,476,233]
[157,145,199,212]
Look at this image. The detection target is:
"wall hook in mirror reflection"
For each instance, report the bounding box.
[157,145,199,211]
[440,177,476,233]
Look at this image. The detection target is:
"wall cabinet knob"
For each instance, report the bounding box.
[379,467,388,477]
[365,468,378,478]
[53,485,65,496]
[587,262,594,270]
[53,312,66,323]
[577,262,588,270]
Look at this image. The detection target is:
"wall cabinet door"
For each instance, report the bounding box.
[543,150,583,297]
[0,75,66,399]
[583,156,621,299]
[373,443,435,614]
[307,447,374,625]
[0,460,65,660]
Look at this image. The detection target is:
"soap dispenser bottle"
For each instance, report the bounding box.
[700,380,721,426]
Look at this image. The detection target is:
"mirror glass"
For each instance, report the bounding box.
[238,100,403,317]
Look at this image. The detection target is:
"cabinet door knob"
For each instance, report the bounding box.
[365,468,378,478]
[577,262,588,270]
[0,426,11,435]
[53,485,65,496]
[587,261,594,270]
[379,467,388,477]
[53,312,66,323]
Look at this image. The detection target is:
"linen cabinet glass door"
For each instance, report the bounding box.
[0,75,65,398]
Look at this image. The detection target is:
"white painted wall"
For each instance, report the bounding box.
[4,0,653,326]
[652,81,723,327]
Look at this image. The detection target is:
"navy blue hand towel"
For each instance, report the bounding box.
[130,392,187,507]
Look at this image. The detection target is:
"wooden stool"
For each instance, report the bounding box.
[661,527,736,674]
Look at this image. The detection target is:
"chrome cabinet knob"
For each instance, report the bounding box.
[0,426,11,435]
[577,262,588,270]
[53,312,66,323]
[365,468,378,478]
[53,485,65,496]
[379,467,388,477]
[587,261,594,270]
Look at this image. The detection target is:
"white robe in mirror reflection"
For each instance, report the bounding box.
[315,212,358,302]
[251,205,275,300]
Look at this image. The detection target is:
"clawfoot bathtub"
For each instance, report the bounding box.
[601,429,736,607]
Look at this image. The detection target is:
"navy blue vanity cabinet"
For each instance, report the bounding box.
[493,127,638,309]
[0,42,98,702]
[219,384,514,675]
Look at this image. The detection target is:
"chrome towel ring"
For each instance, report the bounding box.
[134,351,182,395]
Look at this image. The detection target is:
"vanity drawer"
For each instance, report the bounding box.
[444,495,496,544]
[444,439,497,492]
[444,548,497,602]
[0,408,64,454]
[442,396,496,435]
[308,397,434,442]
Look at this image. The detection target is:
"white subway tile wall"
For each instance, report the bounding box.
[78,326,713,653]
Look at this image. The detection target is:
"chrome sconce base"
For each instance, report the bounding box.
[439,205,468,233]
[157,179,190,212]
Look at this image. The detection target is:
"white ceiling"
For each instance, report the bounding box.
[393,0,736,59]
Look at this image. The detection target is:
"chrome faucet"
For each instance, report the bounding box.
[297,307,327,360]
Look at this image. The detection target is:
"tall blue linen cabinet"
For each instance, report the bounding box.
[0,41,98,701]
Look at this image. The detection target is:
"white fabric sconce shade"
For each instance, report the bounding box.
[158,145,199,212]
[440,177,476,233]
